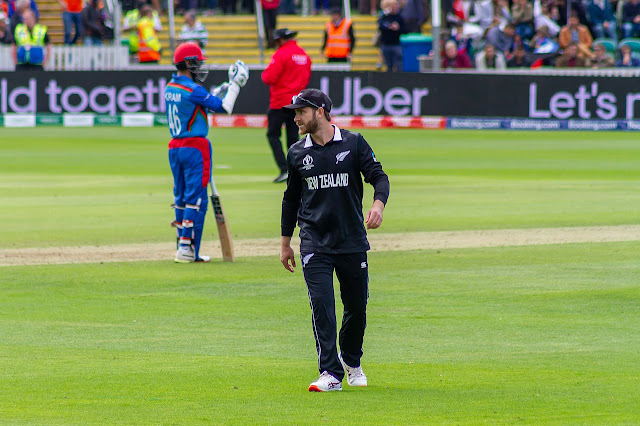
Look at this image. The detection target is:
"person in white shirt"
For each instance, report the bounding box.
[475,43,507,70]
[178,10,208,50]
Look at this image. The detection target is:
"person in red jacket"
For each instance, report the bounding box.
[261,0,280,48]
[442,39,473,69]
[261,28,312,183]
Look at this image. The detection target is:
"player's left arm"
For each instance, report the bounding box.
[357,135,390,229]
[189,85,226,113]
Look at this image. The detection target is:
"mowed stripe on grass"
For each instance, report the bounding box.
[4,224,640,266]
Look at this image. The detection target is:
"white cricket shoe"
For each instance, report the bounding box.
[195,255,211,263]
[339,354,367,387]
[308,371,342,392]
[174,246,195,263]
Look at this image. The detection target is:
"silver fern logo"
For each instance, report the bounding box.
[302,253,315,267]
[335,150,351,164]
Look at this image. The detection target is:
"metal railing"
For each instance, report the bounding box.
[0,46,130,71]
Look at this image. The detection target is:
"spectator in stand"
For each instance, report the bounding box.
[178,10,208,49]
[178,0,197,13]
[321,7,355,62]
[12,8,49,70]
[1,1,7,16]
[58,0,82,45]
[401,0,426,33]
[587,0,617,40]
[616,43,640,66]
[262,0,280,48]
[507,43,534,67]
[533,0,560,37]
[555,40,589,66]
[378,0,407,72]
[82,0,104,45]
[469,0,494,35]
[451,22,474,58]
[484,22,516,56]
[0,11,12,44]
[9,0,29,33]
[100,2,114,43]
[137,4,161,62]
[493,0,512,27]
[554,0,588,26]
[7,0,38,20]
[263,0,281,43]
[511,0,535,41]
[475,43,506,69]
[622,0,640,38]
[278,0,294,14]
[590,42,614,67]
[58,0,82,44]
[559,11,593,58]
[442,39,473,68]
[219,0,236,14]
[314,0,329,15]
[529,24,558,54]
[447,0,485,39]
[358,0,378,16]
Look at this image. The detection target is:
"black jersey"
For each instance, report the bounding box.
[281,126,390,254]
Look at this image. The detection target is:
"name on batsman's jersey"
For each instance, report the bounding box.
[164,75,224,139]
[281,126,390,254]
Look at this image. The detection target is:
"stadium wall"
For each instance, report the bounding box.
[3,71,640,129]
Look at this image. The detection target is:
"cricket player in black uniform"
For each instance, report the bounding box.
[280,88,390,392]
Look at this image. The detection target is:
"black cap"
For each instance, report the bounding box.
[284,88,332,112]
[330,6,342,15]
[272,28,298,41]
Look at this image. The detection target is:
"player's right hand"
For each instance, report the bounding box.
[280,245,296,273]
[228,60,249,88]
[212,82,229,98]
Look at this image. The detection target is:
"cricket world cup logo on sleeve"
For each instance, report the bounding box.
[302,154,314,170]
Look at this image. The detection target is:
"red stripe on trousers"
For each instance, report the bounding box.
[169,137,211,188]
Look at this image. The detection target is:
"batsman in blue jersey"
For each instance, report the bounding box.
[165,42,249,263]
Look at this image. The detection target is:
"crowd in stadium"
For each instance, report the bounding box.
[444,0,640,68]
[3,0,640,69]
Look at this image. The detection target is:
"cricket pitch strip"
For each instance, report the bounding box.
[3,224,640,266]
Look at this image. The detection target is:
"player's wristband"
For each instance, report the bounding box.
[222,82,241,114]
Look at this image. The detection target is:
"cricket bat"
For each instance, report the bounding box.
[209,177,235,262]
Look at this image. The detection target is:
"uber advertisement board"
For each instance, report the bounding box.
[3,71,640,119]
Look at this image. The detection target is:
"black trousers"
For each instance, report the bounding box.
[15,64,44,71]
[301,251,369,380]
[267,108,299,173]
[263,8,278,47]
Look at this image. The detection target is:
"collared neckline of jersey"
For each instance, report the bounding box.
[172,74,195,83]
[303,125,342,148]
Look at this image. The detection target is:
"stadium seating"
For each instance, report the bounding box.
[38,0,65,43]
[157,14,384,70]
[592,38,617,56]
[618,37,640,54]
[34,2,430,71]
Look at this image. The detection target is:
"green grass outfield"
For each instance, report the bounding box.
[1,128,640,423]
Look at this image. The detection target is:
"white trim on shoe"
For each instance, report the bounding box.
[308,371,342,392]
[338,354,367,387]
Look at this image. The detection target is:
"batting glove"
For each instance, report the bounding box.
[228,60,249,88]
[212,82,230,98]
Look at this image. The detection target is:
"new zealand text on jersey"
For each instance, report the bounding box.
[305,173,349,190]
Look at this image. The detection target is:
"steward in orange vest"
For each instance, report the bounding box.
[137,5,161,63]
[322,8,356,62]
